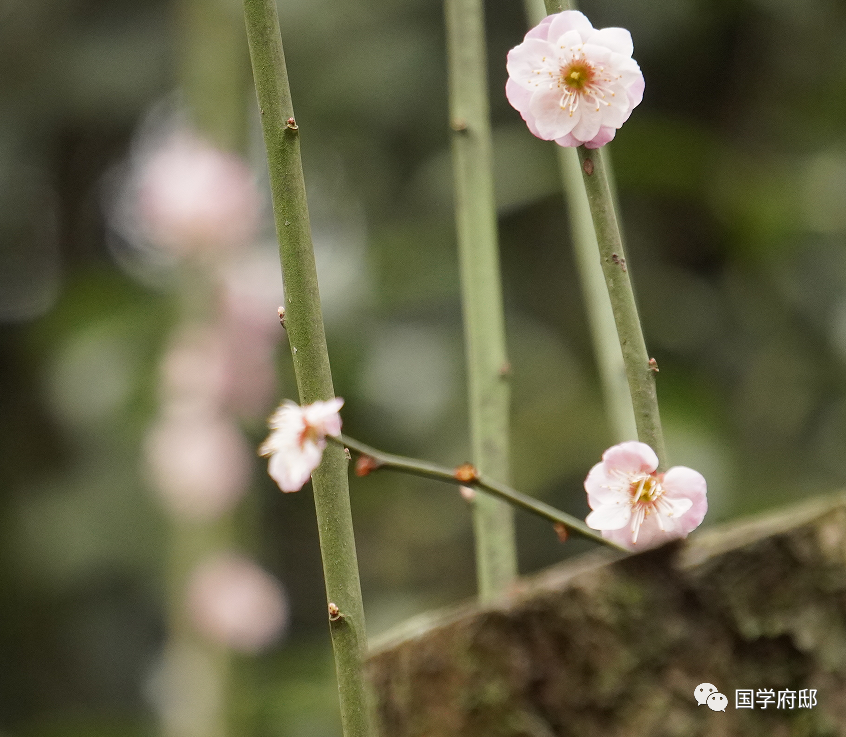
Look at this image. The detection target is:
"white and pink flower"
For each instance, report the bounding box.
[585,441,707,550]
[259,398,344,492]
[506,10,644,148]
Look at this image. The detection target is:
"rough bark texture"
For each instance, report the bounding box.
[368,494,846,736]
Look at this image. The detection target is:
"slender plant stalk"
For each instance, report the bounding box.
[331,435,627,551]
[575,146,667,468]
[558,146,638,443]
[242,3,375,736]
[530,0,666,466]
[521,0,636,445]
[445,0,518,602]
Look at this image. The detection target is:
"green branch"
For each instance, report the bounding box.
[333,434,628,552]
[538,0,665,469]
[556,145,638,444]
[242,3,376,735]
[445,0,518,601]
[522,0,636,446]
[576,147,667,468]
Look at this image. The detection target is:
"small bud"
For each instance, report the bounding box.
[355,454,382,477]
[553,523,569,543]
[328,602,342,621]
[648,357,659,373]
[454,463,479,483]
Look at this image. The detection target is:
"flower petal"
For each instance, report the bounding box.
[583,125,617,149]
[586,503,632,531]
[554,131,580,147]
[547,10,594,44]
[267,441,322,492]
[506,39,557,89]
[584,462,627,506]
[524,14,555,41]
[602,441,658,475]
[663,466,708,534]
[505,76,531,111]
[570,104,604,144]
[528,89,579,140]
[587,27,633,56]
[303,397,344,436]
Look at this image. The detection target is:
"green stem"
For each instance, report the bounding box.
[576,147,667,468]
[559,146,638,444]
[242,4,375,736]
[538,0,665,466]
[445,0,518,601]
[332,435,627,552]
[522,0,636,445]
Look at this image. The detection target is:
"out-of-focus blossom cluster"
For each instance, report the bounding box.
[186,552,289,653]
[506,10,644,148]
[118,127,262,261]
[123,116,289,659]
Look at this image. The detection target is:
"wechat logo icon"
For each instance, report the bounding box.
[695,683,727,711]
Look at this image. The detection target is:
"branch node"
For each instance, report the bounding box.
[355,454,383,477]
[454,463,479,483]
[611,253,627,272]
[285,116,299,131]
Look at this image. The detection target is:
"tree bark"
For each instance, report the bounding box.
[369,494,846,736]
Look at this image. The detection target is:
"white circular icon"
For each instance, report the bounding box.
[707,692,728,712]
[694,683,718,705]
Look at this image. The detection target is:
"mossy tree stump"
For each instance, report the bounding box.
[368,495,846,736]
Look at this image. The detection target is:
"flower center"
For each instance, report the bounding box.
[629,474,663,505]
[298,424,320,448]
[560,61,594,91]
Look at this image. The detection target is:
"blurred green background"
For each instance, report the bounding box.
[3,0,846,734]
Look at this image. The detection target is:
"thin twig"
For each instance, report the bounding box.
[333,434,628,552]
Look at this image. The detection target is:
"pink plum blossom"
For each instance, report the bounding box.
[259,398,344,492]
[584,441,707,550]
[506,10,644,148]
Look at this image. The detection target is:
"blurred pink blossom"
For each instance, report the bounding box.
[584,441,707,550]
[159,325,229,414]
[134,131,261,257]
[217,251,284,417]
[187,553,289,653]
[145,410,252,520]
[506,10,644,148]
[259,398,344,492]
